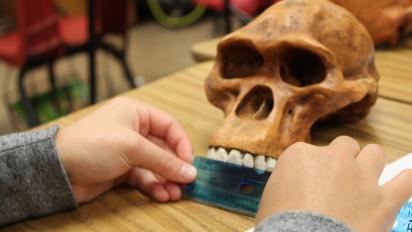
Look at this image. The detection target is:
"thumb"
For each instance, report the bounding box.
[382,169,412,211]
[125,134,197,183]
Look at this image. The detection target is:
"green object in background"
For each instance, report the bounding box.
[147,0,207,28]
[12,78,89,125]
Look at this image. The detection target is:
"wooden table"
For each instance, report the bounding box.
[191,38,412,105]
[3,62,412,231]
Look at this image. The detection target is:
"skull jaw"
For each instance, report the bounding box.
[208,119,312,158]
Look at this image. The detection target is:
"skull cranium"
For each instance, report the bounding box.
[205,0,379,159]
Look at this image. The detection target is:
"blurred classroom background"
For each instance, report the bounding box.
[0,0,257,133]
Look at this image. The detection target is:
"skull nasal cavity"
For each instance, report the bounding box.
[280,48,326,86]
[236,86,274,120]
[221,44,263,79]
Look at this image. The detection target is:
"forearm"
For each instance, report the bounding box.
[255,211,354,232]
[0,126,77,226]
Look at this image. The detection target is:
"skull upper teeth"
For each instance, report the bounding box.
[228,149,243,165]
[215,147,228,162]
[207,147,277,172]
[266,157,277,171]
[243,153,254,168]
[255,155,266,170]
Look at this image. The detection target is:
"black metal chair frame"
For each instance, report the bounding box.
[18,53,60,127]
[20,31,137,128]
[86,0,136,104]
[64,33,137,102]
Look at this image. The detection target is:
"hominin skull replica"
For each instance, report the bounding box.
[205,0,379,171]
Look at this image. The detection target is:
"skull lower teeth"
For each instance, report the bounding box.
[207,147,277,172]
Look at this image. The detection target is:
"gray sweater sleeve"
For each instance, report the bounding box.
[255,211,354,232]
[0,126,77,226]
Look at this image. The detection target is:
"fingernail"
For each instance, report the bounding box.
[181,164,197,181]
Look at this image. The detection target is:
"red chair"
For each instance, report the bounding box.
[195,0,269,16]
[195,0,279,33]
[0,0,63,127]
[57,0,136,100]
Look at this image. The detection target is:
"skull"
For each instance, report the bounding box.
[205,0,379,159]
[330,0,412,45]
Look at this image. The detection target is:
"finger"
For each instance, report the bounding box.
[282,141,318,154]
[153,173,166,184]
[165,181,182,201]
[146,135,181,183]
[127,168,170,202]
[328,136,360,158]
[382,169,412,211]
[128,168,183,202]
[175,137,194,164]
[125,135,197,183]
[148,134,193,165]
[113,173,129,187]
[356,144,386,179]
[141,104,194,163]
[147,135,174,153]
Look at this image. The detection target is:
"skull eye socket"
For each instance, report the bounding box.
[221,44,263,79]
[236,86,274,120]
[279,48,326,86]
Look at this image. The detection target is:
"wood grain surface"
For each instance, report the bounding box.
[2,62,412,232]
[191,38,412,105]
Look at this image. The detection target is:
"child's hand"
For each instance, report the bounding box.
[56,97,197,204]
[256,136,412,232]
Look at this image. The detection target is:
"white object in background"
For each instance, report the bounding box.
[246,152,412,232]
[379,152,412,185]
